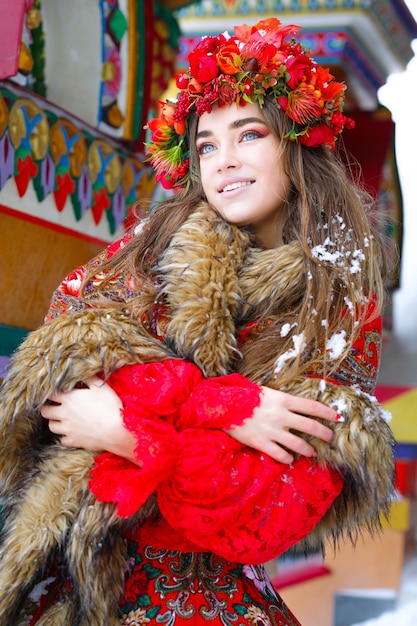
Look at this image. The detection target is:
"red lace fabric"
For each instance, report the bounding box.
[155,437,343,564]
[89,359,343,564]
[89,360,262,517]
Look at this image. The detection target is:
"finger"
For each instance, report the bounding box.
[46,419,79,449]
[278,430,318,458]
[44,390,64,404]
[285,395,339,422]
[259,440,295,464]
[40,403,63,419]
[290,414,334,442]
[60,434,80,449]
[84,375,106,389]
[44,398,61,406]
[46,419,65,436]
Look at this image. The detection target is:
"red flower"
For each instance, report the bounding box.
[217,42,241,75]
[308,64,334,90]
[176,72,190,90]
[122,568,150,603]
[156,172,175,190]
[188,77,204,95]
[279,84,322,125]
[157,170,178,190]
[60,269,85,297]
[160,102,186,136]
[146,116,167,140]
[300,123,336,148]
[174,119,186,136]
[321,78,346,104]
[160,102,176,124]
[240,40,279,75]
[189,49,219,83]
[285,54,312,89]
[193,34,224,55]
[216,78,240,105]
[235,17,300,48]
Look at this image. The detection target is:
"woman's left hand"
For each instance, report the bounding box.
[226,386,338,463]
[40,376,137,462]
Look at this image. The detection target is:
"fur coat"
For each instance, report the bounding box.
[0,203,396,625]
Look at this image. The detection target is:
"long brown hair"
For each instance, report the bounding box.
[81,97,389,383]
[239,98,388,382]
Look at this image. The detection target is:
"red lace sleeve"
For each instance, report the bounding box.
[177,373,262,430]
[88,359,343,562]
[156,429,343,564]
[89,360,202,517]
[88,361,263,517]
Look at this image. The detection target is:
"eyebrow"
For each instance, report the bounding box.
[196,116,267,139]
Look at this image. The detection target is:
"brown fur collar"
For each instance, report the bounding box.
[157,202,306,378]
[0,203,395,624]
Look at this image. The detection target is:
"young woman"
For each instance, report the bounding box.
[0,17,395,626]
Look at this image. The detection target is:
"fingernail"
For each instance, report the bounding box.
[336,413,345,422]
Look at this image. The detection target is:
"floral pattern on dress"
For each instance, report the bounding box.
[116,543,301,625]
[19,543,301,625]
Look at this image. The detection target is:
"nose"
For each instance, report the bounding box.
[216,141,241,172]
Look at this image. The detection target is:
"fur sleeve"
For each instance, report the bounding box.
[279,373,396,553]
[0,309,175,625]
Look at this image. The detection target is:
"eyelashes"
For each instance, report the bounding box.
[197,129,268,156]
[197,142,216,156]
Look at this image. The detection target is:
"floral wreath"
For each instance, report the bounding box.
[145,18,355,190]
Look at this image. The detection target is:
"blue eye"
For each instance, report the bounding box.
[197,143,216,155]
[242,130,262,141]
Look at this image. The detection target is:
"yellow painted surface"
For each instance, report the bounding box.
[0,212,102,330]
[383,389,417,443]
[383,498,411,531]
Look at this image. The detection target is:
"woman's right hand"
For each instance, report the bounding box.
[40,376,138,463]
[226,386,340,464]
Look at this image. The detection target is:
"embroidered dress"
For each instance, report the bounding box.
[26,545,301,625]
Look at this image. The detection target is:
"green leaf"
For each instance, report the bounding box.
[143,563,163,579]
[136,594,152,608]
[147,605,161,619]
[233,604,248,616]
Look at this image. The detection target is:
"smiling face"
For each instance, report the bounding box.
[196,101,291,248]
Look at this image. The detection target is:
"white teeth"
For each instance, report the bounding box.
[221,181,252,193]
